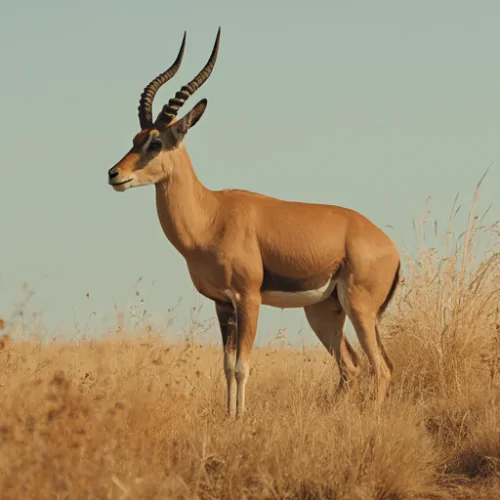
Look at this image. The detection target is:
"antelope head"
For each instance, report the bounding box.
[108,29,220,192]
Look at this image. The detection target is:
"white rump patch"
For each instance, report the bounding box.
[261,279,336,309]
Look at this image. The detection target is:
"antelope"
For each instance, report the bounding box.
[107,28,401,418]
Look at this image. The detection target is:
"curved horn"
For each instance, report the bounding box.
[155,27,221,126]
[137,32,187,130]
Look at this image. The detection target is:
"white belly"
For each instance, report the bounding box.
[261,279,336,308]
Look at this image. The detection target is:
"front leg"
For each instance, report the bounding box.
[215,301,237,418]
[232,292,261,417]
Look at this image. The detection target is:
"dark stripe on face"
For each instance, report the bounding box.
[133,130,162,152]
[261,268,334,293]
[132,130,152,148]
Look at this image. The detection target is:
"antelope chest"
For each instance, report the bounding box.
[186,260,230,303]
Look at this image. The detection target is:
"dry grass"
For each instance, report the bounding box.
[1,179,500,499]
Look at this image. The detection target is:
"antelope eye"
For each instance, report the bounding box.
[149,140,162,151]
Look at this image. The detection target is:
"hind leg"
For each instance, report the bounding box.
[304,292,361,397]
[337,281,393,405]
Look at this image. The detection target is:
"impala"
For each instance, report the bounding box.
[108,28,401,417]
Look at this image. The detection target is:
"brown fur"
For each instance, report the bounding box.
[107,38,401,417]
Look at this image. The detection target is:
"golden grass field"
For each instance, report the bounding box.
[1,184,500,499]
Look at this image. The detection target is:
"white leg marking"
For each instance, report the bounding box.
[224,289,241,309]
[224,289,253,416]
[235,357,250,416]
[224,351,237,417]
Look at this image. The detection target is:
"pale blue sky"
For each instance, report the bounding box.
[1,1,499,345]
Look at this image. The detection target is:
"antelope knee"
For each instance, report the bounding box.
[224,352,236,378]
[235,358,250,383]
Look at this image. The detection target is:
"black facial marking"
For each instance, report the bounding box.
[148,139,162,151]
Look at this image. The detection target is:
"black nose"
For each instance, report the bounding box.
[108,169,119,179]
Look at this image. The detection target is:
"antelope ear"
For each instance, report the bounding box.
[171,99,208,142]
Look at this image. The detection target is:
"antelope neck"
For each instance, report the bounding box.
[155,151,218,256]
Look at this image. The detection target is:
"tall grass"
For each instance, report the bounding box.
[0,179,499,499]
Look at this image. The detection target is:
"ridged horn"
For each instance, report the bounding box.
[137,32,187,130]
[154,27,221,126]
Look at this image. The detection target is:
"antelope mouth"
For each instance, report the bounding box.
[110,178,133,187]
